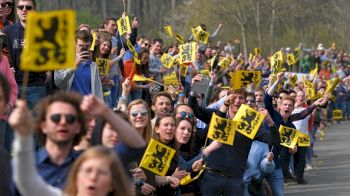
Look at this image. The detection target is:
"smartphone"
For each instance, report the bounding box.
[191,76,211,95]
[80,46,90,59]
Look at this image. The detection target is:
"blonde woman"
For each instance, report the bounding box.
[127,99,153,143]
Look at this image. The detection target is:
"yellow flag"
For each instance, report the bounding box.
[163,71,179,92]
[163,25,173,37]
[21,10,76,72]
[133,74,153,82]
[279,125,299,149]
[233,104,265,140]
[117,15,131,35]
[90,32,97,51]
[306,87,316,100]
[160,53,175,69]
[218,57,231,69]
[199,69,210,75]
[179,42,197,64]
[297,132,310,147]
[309,63,318,77]
[289,75,298,87]
[325,77,340,94]
[176,33,185,44]
[230,70,261,90]
[210,55,217,67]
[207,113,236,145]
[95,58,109,76]
[180,165,206,185]
[254,48,261,56]
[249,53,253,62]
[332,109,343,120]
[191,26,209,44]
[270,51,283,76]
[126,39,141,64]
[287,53,296,66]
[180,64,188,77]
[139,139,176,176]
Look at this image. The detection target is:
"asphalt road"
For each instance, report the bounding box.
[285,121,350,196]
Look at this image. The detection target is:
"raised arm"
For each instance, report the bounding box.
[9,100,62,196]
[80,95,146,148]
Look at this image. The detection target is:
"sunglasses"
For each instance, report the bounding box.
[17,5,33,11]
[246,99,255,103]
[50,114,78,125]
[144,43,150,47]
[130,111,148,118]
[177,111,194,119]
[0,2,12,8]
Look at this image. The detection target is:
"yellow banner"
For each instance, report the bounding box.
[306,87,315,100]
[163,25,173,37]
[333,109,343,120]
[117,15,131,35]
[279,125,299,149]
[90,32,97,51]
[179,42,197,64]
[254,48,261,56]
[230,70,261,90]
[163,71,179,93]
[160,53,175,69]
[233,104,265,140]
[180,64,188,77]
[176,33,185,44]
[126,38,141,64]
[325,77,340,94]
[96,58,109,76]
[180,165,206,185]
[133,74,153,82]
[200,69,210,75]
[207,113,236,145]
[290,75,298,87]
[139,139,176,176]
[210,54,217,67]
[191,26,209,44]
[309,63,318,77]
[218,57,231,69]
[297,132,310,147]
[270,51,283,76]
[21,10,76,71]
[287,53,296,66]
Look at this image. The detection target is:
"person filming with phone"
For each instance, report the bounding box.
[54,30,103,99]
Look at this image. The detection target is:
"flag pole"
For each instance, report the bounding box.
[21,71,29,99]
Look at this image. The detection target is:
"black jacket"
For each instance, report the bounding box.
[3,22,46,86]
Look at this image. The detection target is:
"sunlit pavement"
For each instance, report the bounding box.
[285,121,350,196]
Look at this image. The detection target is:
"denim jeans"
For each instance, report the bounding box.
[266,168,284,196]
[18,85,47,109]
[110,76,120,108]
[201,172,243,196]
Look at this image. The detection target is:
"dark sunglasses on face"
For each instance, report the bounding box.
[178,111,194,119]
[130,111,148,118]
[246,99,255,103]
[50,114,78,125]
[17,5,33,11]
[0,2,12,8]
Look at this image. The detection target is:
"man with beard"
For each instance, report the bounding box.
[9,91,146,194]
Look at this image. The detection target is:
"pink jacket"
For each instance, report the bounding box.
[0,55,18,118]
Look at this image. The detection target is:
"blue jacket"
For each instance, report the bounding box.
[243,141,275,184]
